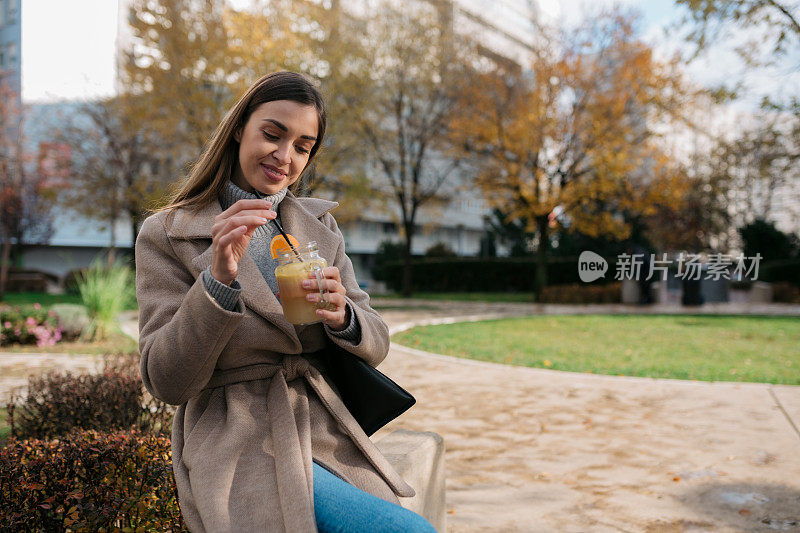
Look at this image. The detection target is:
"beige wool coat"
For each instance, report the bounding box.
[135,191,415,532]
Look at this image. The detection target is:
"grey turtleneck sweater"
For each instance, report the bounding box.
[202,180,360,342]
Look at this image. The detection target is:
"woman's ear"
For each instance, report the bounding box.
[234,127,242,143]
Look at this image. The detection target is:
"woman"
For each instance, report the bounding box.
[136,71,436,532]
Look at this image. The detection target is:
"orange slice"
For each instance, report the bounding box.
[269,234,300,258]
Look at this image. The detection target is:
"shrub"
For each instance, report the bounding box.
[371,240,405,282]
[0,429,186,531]
[76,260,135,341]
[8,362,173,440]
[772,282,800,304]
[760,258,800,286]
[538,283,622,304]
[49,303,90,340]
[0,304,63,347]
[424,242,457,257]
[738,219,799,262]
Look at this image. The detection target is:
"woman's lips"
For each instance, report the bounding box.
[261,164,285,183]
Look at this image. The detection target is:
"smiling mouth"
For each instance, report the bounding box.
[261,164,286,182]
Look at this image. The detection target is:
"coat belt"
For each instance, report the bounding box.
[202,355,415,528]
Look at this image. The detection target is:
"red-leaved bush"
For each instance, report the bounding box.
[0,429,186,531]
[8,367,173,441]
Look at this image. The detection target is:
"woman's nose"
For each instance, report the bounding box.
[274,143,292,164]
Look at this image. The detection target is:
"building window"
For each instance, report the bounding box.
[0,49,4,68]
[360,221,377,239]
[6,43,16,66]
[381,222,396,234]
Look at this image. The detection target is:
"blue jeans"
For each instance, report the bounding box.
[313,461,437,532]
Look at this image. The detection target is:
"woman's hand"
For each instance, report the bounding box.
[302,266,349,330]
[210,199,276,285]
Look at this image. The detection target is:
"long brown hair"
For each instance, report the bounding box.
[159,71,327,224]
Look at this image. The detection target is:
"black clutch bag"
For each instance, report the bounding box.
[320,344,416,436]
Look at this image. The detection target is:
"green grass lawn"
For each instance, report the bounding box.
[2,292,82,307]
[392,314,800,384]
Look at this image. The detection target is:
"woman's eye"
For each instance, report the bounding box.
[296,146,310,154]
[262,131,279,141]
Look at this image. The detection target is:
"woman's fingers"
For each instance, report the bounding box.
[312,294,347,327]
[212,214,272,237]
[301,277,344,295]
[305,289,345,304]
[218,199,273,219]
[216,224,247,247]
[320,266,341,283]
[208,200,276,286]
[303,267,343,290]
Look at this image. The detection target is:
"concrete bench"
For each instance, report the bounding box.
[375,429,446,532]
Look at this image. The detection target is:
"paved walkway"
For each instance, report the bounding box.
[2,302,799,532]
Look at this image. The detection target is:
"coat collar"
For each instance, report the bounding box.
[165,190,340,341]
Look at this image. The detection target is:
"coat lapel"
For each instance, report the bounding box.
[279,192,340,267]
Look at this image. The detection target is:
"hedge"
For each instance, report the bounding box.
[759,258,800,286]
[379,256,620,292]
[8,367,173,441]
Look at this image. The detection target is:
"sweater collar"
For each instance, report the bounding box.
[219,180,288,211]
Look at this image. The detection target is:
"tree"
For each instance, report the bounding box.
[676,1,800,243]
[485,208,536,258]
[270,0,389,224]
[454,10,693,291]
[739,218,799,261]
[56,97,170,261]
[718,111,798,231]
[122,0,247,156]
[676,0,800,67]
[121,0,381,225]
[0,82,53,299]
[340,0,477,296]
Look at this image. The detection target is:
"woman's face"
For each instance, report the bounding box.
[232,100,319,195]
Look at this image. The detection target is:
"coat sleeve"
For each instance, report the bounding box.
[320,212,390,368]
[135,214,245,405]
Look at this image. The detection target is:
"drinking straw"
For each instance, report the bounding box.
[252,189,303,261]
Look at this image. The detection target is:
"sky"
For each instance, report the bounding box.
[20,0,800,110]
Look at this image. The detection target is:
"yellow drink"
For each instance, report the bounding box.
[275,257,328,325]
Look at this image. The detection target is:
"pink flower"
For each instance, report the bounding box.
[33,303,41,310]
[26,317,37,326]
[3,321,10,328]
